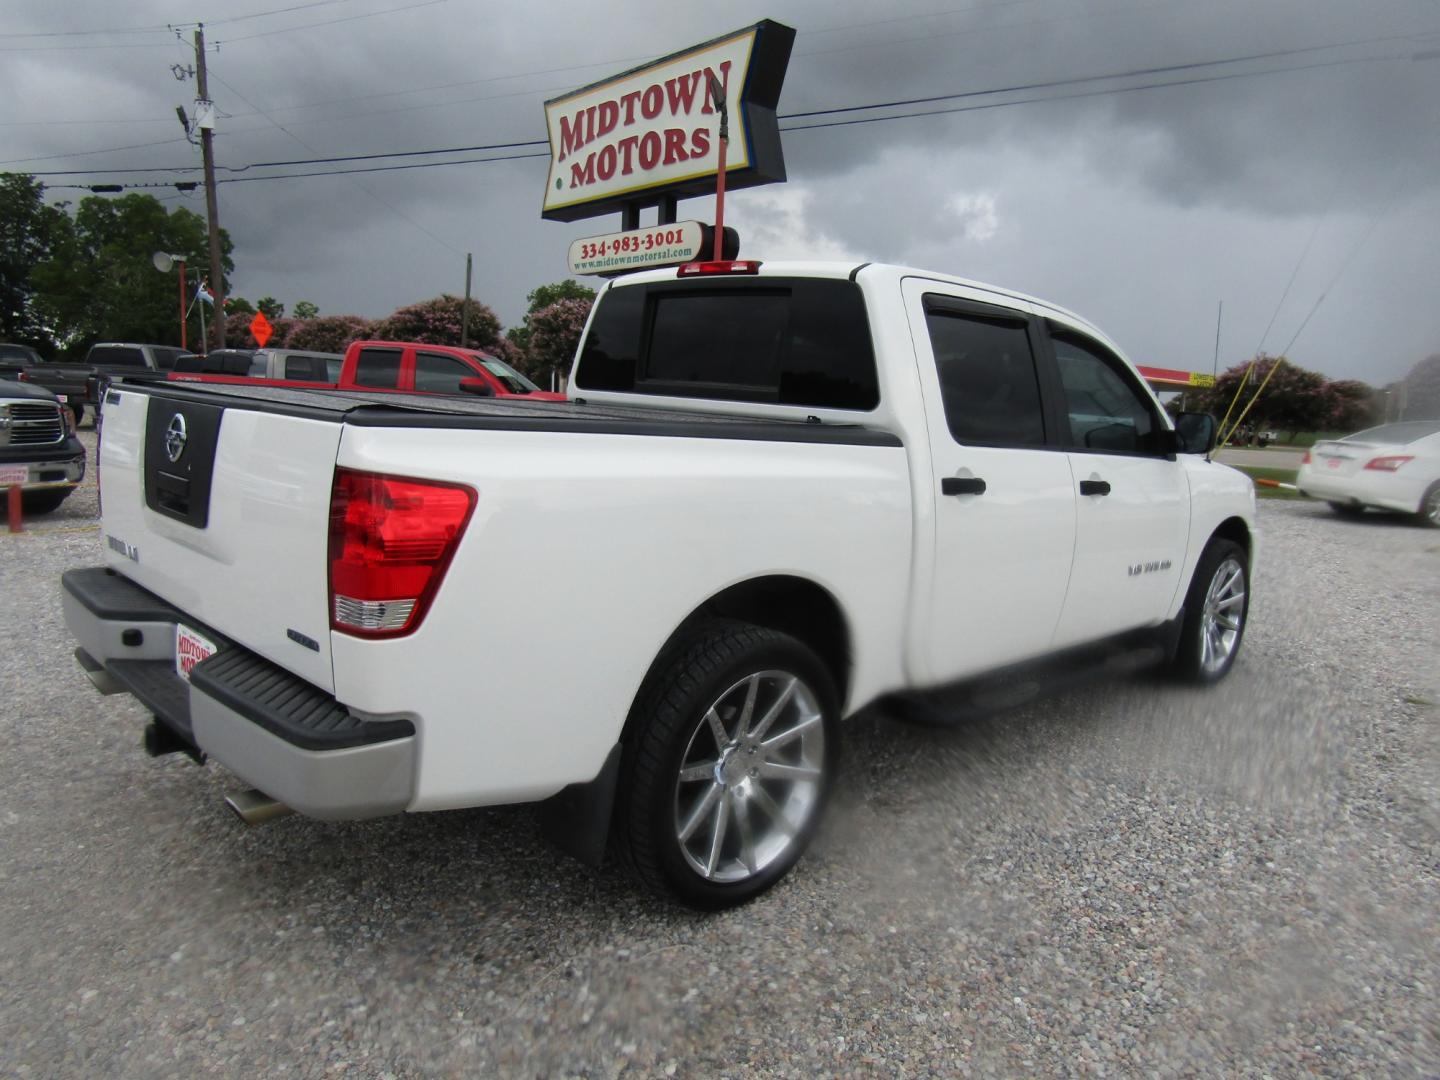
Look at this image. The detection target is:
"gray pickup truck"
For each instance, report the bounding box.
[21,342,195,423]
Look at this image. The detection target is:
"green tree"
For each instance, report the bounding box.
[291,300,319,320]
[257,296,285,320]
[31,192,232,353]
[226,296,257,316]
[506,279,595,353]
[0,175,71,350]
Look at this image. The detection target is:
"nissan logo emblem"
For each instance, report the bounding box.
[164,413,188,463]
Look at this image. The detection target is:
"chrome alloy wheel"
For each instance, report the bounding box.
[1423,484,1440,527]
[673,670,826,884]
[1199,556,1247,675]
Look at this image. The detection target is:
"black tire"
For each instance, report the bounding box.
[1327,501,1366,519]
[1171,538,1249,684]
[70,401,85,426]
[21,488,71,515]
[614,618,839,910]
[1416,483,1440,529]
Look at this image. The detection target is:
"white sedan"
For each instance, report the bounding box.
[1297,420,1440,526]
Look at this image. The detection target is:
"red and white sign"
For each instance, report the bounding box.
[175,623,218,680]
[0,465,29,486]
[541,21,793,222]
[568,220,707,275]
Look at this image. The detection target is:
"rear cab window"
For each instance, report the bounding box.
[87,346,146,367]
[574,277,879,411]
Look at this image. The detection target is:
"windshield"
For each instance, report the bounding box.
[474,353,540,394]
[0,344,38,364]
[1343,421,1440,445]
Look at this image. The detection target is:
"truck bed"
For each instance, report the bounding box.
[113,377,903,447]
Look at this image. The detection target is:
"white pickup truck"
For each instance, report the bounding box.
[63,260,1255,908]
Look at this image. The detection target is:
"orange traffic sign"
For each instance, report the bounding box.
[250,311,273,347]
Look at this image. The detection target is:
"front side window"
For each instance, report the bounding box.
[475,354,539,394]
[353,348,401,389]
[924,305,1046,447]
[413,353,473,394]
[1051,332,1159,454]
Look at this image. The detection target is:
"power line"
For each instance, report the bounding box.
[33,51,1412,193]
[17,38,1417,179]
[206,64,465,256]
[214,0,448,45]
[0,0,349,37]
[781,33,1431,121]
[780,53,1401,133]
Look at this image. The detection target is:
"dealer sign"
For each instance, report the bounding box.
[542,20,795,222]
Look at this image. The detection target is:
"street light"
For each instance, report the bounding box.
[151,251,191,351]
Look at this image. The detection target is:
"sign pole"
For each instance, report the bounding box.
[178,259,187,352]
[197,273,207,351]
[708,73,729,260]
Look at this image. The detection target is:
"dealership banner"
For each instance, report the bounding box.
[542,20,795,222]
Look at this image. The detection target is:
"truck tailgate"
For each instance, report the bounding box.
[98,386,341,693]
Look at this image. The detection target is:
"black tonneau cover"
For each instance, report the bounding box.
[112,377,902,448]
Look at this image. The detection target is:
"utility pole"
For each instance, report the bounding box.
[460,253,473,348]
[194,24,226,347]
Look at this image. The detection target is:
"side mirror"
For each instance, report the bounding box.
[1172,411,1217,455]
[458,377,494,397]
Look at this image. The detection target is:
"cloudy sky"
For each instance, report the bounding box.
[4,0,1438,384]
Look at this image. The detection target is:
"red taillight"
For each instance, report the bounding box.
[676,260,762,277]
[1363,455,1413,472]
[328,468,476,639]
[1300,450,1311,465]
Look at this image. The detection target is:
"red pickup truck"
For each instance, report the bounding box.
[169,340,564,401]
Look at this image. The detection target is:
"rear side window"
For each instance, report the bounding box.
[87,346,146,367]
[575,278,879,410]
[924,306,1046,447]
[353,348,401,389]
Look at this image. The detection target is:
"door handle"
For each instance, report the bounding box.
[942,476,987,496]
[1079,479,1111,496]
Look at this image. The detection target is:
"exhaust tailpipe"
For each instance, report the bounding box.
[225,789,294,826]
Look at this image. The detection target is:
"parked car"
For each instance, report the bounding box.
[173,347,343,383]
[0,378,86,514]
[20,342,195,423]
[1296,420,1440,526]
[167,340,564,400]
[61,259,1254,908]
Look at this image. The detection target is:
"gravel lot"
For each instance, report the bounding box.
[2,432,1436,1077]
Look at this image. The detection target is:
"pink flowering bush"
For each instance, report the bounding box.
[525,297,594,384]
[369,294,500,348]
[286,315,374,353]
